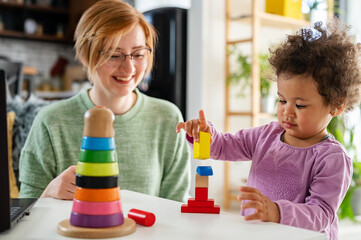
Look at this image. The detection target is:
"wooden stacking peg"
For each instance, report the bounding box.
[83,106,115,138]
[58,106,136,238]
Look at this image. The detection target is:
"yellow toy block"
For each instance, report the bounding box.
[265,0,302,20]
[193,131,210,160]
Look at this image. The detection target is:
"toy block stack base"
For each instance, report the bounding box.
[181,166,220,214]
[57,106,136,238]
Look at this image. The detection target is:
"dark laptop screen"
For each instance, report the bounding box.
[0,69,11,231]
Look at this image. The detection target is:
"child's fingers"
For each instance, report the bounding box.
[190,120,200,141]
[198,109,207,126]
[198,109,212,136]
[243,212,262,221]
[185,120,195,137]
[237,192,260,201]
[240,186,260,193]
[176,122,186,133]
[241,200,262,210]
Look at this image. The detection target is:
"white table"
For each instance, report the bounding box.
[0,190,327,240]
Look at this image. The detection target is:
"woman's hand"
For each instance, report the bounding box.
[237,186,280,223]
[176,109,212,142]
[40,165,77,200]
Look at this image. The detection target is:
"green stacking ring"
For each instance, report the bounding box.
[76,162,119,177]
[78,149,118,163]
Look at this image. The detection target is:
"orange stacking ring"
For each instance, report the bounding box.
[74,187,120,202]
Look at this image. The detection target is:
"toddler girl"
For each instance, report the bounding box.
[177,19,361,240]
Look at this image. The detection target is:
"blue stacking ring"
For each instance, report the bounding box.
[81,136,115,151]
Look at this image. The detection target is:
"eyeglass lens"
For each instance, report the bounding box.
[106,48,150,67]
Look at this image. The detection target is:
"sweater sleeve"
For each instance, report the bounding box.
[159,128,191,202]
[209,122,266,161]
[19,112,57,198]
[276,151,352,232]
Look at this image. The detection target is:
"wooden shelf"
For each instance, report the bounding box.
[0,30,71,43]
[223,0,310,210]
[226,111,276,119]
[260,12,310,29]
[0,0,96,44]
[24,33,70,42]
[0,29,24,38]
[226,38,253,45]
[25,4,68,14]
[0,1,23,8]
[0,2,68,13]
[231,12,310,30]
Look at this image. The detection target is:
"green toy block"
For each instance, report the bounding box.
[193,131,210,160]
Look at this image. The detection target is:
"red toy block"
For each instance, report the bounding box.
[128,208,156,227]
[187,198,214,208]
[181,204,220,214]
[195,187,208,201]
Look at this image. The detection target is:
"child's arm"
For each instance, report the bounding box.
[177,109,269,161]
[176,109,212,142]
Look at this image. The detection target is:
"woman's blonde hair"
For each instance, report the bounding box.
[74,0,157,81]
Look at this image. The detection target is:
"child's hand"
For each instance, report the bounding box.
[237,186,280,223]
[176,109,212,142]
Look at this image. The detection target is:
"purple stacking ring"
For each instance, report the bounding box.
[70,211,124,228]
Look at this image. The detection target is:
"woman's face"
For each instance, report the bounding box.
[93,24,148,99]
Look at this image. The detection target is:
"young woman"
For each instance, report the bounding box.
[19,0,190,202]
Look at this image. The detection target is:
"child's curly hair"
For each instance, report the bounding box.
[269,19,361,112]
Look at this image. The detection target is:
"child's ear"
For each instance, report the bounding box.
[330,101,346,116]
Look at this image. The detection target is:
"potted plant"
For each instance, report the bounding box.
[327,114,361,221]
[227,47,275,113]
[259,53,275,113]
[227,48,251,98]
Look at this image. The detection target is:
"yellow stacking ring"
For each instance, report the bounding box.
[76,162,119,177]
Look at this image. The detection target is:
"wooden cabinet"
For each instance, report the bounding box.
[0,0,96,43]
[223,0,310,209]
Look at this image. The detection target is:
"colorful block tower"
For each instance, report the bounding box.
[181,131,220,214]
[57,106,136,238]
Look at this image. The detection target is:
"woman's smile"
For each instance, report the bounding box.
[112,75,134,84]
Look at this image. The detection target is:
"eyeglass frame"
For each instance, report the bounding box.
[99,47,152,68]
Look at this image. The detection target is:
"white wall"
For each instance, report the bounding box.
[187,0,226,203]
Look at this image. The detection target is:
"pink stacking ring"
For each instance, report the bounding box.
[70,211,124,228]
[72,199,122,215]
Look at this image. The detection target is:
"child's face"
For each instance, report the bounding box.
[276,74,333,147]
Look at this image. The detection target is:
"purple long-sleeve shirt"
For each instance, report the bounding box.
[187,121,352,240]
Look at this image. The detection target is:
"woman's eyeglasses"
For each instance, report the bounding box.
[99,48,152,68]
